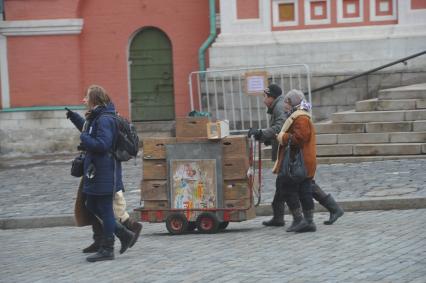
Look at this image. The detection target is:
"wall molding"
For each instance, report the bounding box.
[0,35,10,108]
[0,19,83,36]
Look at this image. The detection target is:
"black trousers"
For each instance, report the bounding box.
[274,176,314,211]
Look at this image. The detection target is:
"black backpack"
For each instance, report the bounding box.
[100,113,139,161]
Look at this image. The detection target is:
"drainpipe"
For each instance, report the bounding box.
[198,0,216,72]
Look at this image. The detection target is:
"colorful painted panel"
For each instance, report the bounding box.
[170,159,217,211]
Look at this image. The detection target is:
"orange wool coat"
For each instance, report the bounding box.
[272,115,317,178]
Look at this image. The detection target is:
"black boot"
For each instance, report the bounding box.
[86,236,114,262]
[123,218,143,248]
[312,181,344,225]
[293,210,316,233]
[262,202,285,227]
[286,207,303,232]
[82,218,103,253]
[319,194,344,225]
[115,221,135,254]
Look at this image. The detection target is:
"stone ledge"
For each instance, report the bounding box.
[2,197,426,229]
[255,196,426,216]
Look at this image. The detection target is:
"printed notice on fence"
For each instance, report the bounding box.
[245,71,268,96]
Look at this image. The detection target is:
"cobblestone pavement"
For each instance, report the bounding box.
[0,156,425,219]
[0,210,425,283]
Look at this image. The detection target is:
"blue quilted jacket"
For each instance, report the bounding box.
[69,103,124,195]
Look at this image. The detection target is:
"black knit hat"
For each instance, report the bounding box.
[264,84,282,98]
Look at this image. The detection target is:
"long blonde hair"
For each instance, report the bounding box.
[86,85,111,108]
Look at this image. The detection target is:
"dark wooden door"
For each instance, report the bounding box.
[129,28,174,121]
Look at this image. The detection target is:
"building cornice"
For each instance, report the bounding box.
[0,19,83,36]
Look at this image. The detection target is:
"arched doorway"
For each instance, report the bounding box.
[129,27,174,121]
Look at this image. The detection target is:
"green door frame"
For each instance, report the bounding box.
[128,27,175,122]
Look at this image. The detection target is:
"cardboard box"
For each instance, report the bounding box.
[143,160,167,180]
[140,180,168,200]
[224,180,250,200]
[176,117,209,138]
[223,157,249,180]
[222,135,249,158]
[207,120,230,139]
[143,137,176,160]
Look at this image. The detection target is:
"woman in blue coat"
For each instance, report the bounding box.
[68,85,133,262]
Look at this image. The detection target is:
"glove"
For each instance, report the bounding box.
[247,128,262,140]
[65,107,74,119]
[77,143,87,151]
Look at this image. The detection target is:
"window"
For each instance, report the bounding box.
[273,0,299,27]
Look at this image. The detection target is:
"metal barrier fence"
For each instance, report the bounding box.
[188,64,311,132]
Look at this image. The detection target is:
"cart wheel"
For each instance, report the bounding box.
[218,221,229,230]
[165,213,188,235]
[196,212,219,234]
[187,222,196,232]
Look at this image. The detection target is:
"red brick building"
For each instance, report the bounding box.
[0,0,214,120]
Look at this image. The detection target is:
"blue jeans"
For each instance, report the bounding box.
[85,194,115,239]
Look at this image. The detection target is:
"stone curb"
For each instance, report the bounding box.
[1,196,425,229]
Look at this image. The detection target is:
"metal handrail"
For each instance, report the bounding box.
[308,50,426,95]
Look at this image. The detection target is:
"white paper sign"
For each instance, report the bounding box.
[247,76,265,93]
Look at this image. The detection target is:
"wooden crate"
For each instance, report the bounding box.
[143,137,176,159]
[176,117,209,138]
[224,180,250,200]
[143,200,169,209]
[140,180,168,200]
[224,198,251,209]
[223,157,249,180]
[222,135,249,158]
[143,160,167,180]
[176,136,210,143]
[228,206,256,221]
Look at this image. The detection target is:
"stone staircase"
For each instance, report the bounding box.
[314,83,426,161]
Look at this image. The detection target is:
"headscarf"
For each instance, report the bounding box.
[283,89,311,115]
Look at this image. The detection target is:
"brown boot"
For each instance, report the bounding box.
[123,218,143,247]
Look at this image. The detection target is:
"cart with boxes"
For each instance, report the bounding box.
[135,117,256,235]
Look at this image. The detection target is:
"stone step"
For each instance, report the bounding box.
[378,83,426,100]
[353,143,425,156]
[355,98,425,112]
[365,121,414,133]
[314,121,365,134]
[262,143,426,159]
[259,155,426,166]
[331,109,426,123]
[317,143,425,156]
[317,132,426,145]
[414,120,426,131]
